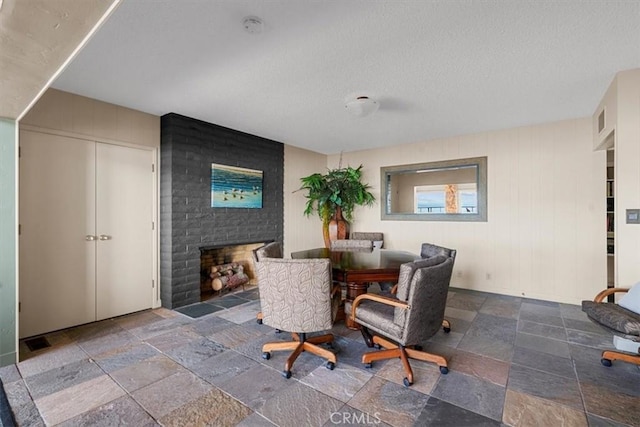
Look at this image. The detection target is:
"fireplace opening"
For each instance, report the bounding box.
[199,242,269,301]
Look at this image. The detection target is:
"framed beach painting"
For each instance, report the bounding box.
[211,163,263,208]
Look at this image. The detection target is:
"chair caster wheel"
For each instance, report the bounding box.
[282,370,292,379]
[439,366,449,374]
[256,318,263,325]
[262,352,271,360]
[443,327,451,333]
[601,358,612,367]
[275,329,282,334]
[364,362,373,369]
[326,361,335,370]
[403,377,412,387]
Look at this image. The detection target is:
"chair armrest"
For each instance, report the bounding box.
[350,293,409,320]
[594,288,630,303]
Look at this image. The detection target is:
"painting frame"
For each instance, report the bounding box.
[211,163,263,209]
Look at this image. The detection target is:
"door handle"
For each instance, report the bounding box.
[99,234,112,241]
[85,235,97,241]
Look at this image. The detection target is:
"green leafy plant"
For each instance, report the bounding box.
[298,164,376,225]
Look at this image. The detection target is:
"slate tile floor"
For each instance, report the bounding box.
[1,287,639,426]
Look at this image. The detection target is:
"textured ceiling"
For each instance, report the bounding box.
[9,1,640,154]
[0,0,118,120]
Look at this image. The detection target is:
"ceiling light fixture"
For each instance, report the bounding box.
[345,96,379,117]
[242,16,263,34]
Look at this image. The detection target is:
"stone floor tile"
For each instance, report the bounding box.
[479,296,522,320]
[331,336,390,373]
[207,323,265,348]
[431,371,505,421]
[165,337,228,369]
[92,342,160,373]
[563,318,610,336]
[236,412,277,426]
[112,309,167,331]
[415,396,502,426]
[110,354,183,392]
[427,330,465,348]
[586,413,632,427]
[56,395,159,427]
[144,326,202,352]
[443,306,477,323]
[258,381,343,427]
[128,316,191,341]
[64,319,122,342]
[34,375,126,426]
[77,328,139,357]
[517,320,567,341]
[190,350,260,386]
[159,388,251,427]
[514,332,570,358]
[447,293,487,311]
[559,303,591,321]
[374,358,441,395]
[457,333,514,362]
[518,310,564,327]
[581,380,640,426]
[0,365,20,384]
[502,389,587,427]
[348,376,430,427]
[24,358,103,400]
[17,343,88,378]
[217,363,293,410]
[520,301,561,315]
[566,329,614,349]
[511,346,576,379]
[573,358,640,398]
[216,301,262,324]
[185,315,237,337]
[130,369,212,419]
[4,379,43,426]
[206,294,248,309]
[445,348,510,387]
[507,364,583,410]
[301,362,373,402]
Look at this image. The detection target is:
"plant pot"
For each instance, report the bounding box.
[327,207,349,247]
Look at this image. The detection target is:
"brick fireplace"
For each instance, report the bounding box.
[199,241,271,301]
[160,113,284,309]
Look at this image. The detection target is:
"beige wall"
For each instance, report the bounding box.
[283,144,326,256]
[21,89,160,147]
[612,70,640,289]
[311,118,604,305]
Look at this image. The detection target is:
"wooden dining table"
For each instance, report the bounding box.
[290,247,419,328]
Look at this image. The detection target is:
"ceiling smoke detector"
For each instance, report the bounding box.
[345,96,379,117]
[242,16,263,34]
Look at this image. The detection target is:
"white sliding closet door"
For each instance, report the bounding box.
[19,131,97,338]
[96,143,153,319]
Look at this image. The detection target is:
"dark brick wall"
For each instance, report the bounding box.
[160,113,284,308]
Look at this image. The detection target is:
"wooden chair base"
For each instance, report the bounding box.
[262,333,337,377]
[361,332,447,385]
[601,349,640,367]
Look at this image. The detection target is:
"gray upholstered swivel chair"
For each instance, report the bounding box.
[348,255,454,386]
[256,258,340,378]
[420,242,457,333]
[582,287,640,367]
[330,239,373,251]
[253,242,283,325]
[350,232,384,249]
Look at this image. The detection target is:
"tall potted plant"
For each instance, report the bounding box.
[298,164,376,248]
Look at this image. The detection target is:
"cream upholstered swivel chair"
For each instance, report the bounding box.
[256,257,340,378]
[348,255,454,386]
[253,242,283,326]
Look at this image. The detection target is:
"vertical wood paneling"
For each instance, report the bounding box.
[313,117,602,304]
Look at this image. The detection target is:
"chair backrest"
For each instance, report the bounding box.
[420,242,457,262]
[393,256,454,346]
[351,232,384,249]
[331,239,373,250]
[254,242,283,261]
[255,258,333,333]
